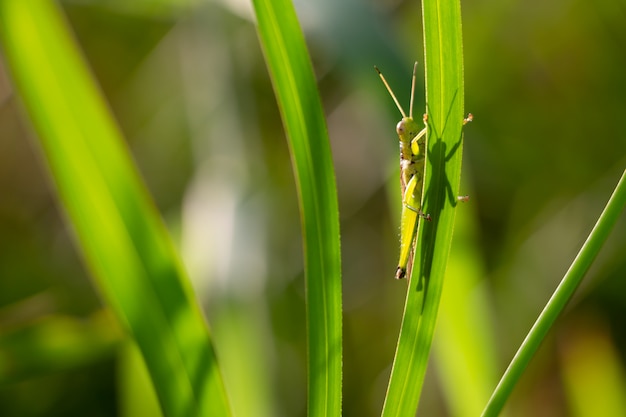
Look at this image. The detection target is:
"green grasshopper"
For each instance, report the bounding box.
[375,63,471,280]
[375,63,428,280]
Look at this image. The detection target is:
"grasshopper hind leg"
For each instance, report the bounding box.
[395,266,408,280]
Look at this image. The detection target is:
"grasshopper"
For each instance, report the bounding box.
[375,63,471,280]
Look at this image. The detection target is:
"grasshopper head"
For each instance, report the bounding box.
[396,117,420,141]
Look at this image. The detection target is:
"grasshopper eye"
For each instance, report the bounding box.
[397,120,416,137]
[396,120,406,136]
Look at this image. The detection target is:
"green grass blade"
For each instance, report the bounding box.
[251,0,343,415]
[0,1,230,416]
[382,0,466,415]
[482,169,626,417]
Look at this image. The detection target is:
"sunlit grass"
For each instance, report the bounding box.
[252,0,343,414]
[0,0,624,416]
[0,1,230,416]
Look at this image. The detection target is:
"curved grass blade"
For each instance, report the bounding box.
[482,169,626,417]
[382,0,466,415]
[251,0,343,415]
[0,1,231,416]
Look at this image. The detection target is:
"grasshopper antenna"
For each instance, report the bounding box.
[409,61,418,119]
[375,66,407,118]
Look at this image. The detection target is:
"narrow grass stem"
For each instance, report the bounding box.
[482,169,626,417]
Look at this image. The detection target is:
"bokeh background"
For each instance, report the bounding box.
[1,0,625,416]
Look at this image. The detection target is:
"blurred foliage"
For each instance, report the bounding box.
[0,0,625,416]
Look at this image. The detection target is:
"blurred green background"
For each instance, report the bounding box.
[1,0,625,416]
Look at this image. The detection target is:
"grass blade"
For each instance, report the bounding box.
[251,0,343,415]
[482,169,626,417]
[0,1,231,416]
[382,0,466,415]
